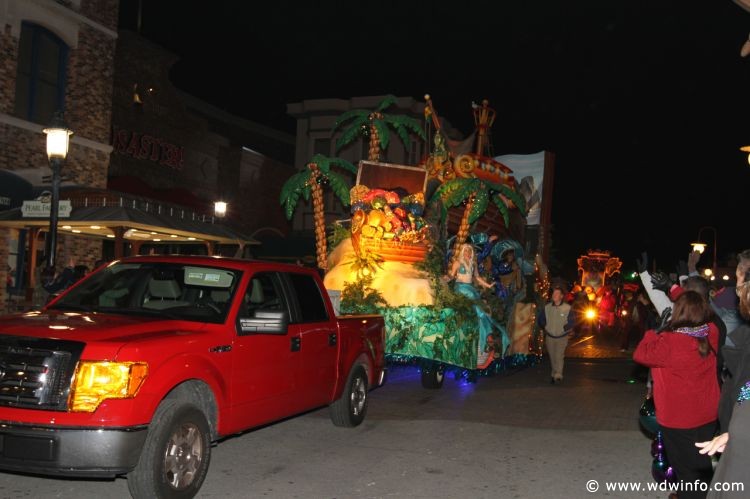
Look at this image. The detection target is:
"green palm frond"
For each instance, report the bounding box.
[390,123,411,150]
[335,116,368,151]
[332,109,368,131]
[493,183,527,216]
[327,170,351,206]
[468,188,489,224]
[492,195,511,227]
[279,170,309,206]
[386,114,427,141]
[281,171,311,221]
[310,154,357,176]
[375,95,397,112]
[309,154,330,173]
[283,190,301,220]
[444,182,475,208]
[373,119,390,151]
[432,178,472,205]
[329,157,357,174]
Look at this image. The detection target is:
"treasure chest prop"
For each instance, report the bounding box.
[351,161,430,263]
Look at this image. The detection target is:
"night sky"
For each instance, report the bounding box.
[119,1,750,279]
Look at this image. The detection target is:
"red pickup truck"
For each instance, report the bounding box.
[0,256,386,498]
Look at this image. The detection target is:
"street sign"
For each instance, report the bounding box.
[21,200,72,218]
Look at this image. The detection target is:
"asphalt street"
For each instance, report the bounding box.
[0,329,664,499]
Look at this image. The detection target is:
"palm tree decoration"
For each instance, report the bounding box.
[431,177,527,266]
[280,154,357,270]
[332,95,426,162]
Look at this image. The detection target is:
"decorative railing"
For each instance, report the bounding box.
[64,189,220,224]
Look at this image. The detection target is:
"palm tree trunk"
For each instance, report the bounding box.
[309,165,327,270]
[450,196,474,267]
[368,113,382,162]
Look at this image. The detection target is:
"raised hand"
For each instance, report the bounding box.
[635,251,649,274]
[655,307,672,333]
[676,260,689,277]
[688,250,701,273]
[651,271,675,294]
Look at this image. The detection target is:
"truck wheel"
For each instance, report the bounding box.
[329,365,368,427]
[128,400,211,499]
[421,367,444,389]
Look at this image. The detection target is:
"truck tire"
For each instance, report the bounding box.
[421,366,444,389]
[329,365,368,427]
[127,400,211,499]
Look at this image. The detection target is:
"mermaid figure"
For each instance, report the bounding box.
[448,243,509,364]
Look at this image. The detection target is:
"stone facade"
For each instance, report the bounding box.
[65,26,116,144]
[81,0,119,31]
[0,24,15,114]
[0,0,118,312]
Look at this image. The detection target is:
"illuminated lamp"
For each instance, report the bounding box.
[214,201,227,218]
[741,145,750,165]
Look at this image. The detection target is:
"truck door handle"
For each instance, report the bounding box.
[328,333,337,346]
[291,336,300,352]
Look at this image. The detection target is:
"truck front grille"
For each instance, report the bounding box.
[0,337,84,411]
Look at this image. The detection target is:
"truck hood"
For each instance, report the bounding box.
[0,310,208,344]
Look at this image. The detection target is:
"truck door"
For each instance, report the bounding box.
[285,272,339,409]
[230,271,297,429]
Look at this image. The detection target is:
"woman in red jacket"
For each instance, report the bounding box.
[634,290,720,499]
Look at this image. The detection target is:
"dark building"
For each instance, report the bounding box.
[0,10,297,312]
[109,31,296,256]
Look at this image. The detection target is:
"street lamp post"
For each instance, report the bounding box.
[691,226,717,273]
[42,111,73,276]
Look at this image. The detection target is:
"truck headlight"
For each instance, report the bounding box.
[69,361,148,413]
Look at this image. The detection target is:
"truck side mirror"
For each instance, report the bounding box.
[237,310,288,335]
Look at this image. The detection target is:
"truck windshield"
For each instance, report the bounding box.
[49,262,242,324]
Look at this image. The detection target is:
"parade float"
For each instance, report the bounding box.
[575,249,624,330]
[281,95,553,387]
[577,249,622,293]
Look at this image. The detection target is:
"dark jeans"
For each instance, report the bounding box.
[661,421,717,499]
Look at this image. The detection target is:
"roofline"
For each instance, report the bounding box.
[177,91,295,145]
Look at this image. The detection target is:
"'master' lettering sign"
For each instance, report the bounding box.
[112,127,184,170]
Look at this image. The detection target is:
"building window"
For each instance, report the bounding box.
[14,23,68,125]
[313,138,331,157]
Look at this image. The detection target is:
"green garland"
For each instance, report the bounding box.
[378,305,479,368]
[339,275,387,315]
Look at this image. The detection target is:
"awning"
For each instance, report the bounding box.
[0,190,259,245]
